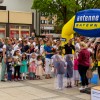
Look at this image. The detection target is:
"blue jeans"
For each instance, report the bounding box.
[7,71,12,81]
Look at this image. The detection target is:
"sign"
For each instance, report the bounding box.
[91,88,100,100]
[60,38,66,42]
[44,26,54,30]
[74,9,100,37]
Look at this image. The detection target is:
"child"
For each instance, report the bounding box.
[29,53,37,80]
[36,55,43,79]
[6,57,13,81]
[74,54,79,86]
[65,55,73,88]
[54,55,66,90]
[20,53,28,80]
[13,50,21,81]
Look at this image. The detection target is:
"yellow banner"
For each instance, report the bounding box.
[75,22,100,30]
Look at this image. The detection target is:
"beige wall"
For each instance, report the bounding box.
[0,10,8,23]
[9,11,32,24]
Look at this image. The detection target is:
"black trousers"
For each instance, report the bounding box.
[14,66,20,79]
[78,65,89,86]
[98,67,100,79]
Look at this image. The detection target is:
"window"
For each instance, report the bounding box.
[0,24,5,28]
[50,30,55,33]
[21,26,29,29]
[10,25,19,29]
[41,12,45,16]
[45,20,47,24]
[52,20,54,24]
[49,20,53,24]
[41,20,45,24]
[41,12,47,16]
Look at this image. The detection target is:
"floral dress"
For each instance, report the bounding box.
[29,58,36,73]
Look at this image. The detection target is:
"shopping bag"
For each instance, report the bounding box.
[86,69,93,79]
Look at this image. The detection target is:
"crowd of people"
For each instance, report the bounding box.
[0,34,100,91]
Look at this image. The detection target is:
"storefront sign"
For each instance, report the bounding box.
[74,9,100,37]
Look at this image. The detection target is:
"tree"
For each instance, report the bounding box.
[32,0,77,24]
[32,0,100,33]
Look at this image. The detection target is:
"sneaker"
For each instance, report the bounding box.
[58,88,63,90]
[14,79,17,81]
[69,85,72,88]
[85,86,88,89]
[1,80,6,82]
[79,86,85,90]
[18,78,20,81]
[65,86,70,88]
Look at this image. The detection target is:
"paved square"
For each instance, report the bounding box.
[0,79,90,100]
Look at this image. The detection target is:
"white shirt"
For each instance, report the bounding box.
[40,45,44,55]
[75,43,80,52]
[33,42,36,47]
[3,45,6,49]
[14,44,19,51]
[88,48,93,53]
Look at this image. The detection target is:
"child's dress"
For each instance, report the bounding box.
[29,58,36,78]
[20,60,28,73]
[74,59,79,80]
[36,60,43,76]
[29,58,36,73]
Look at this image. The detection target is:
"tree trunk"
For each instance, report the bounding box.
[63,6,67,24]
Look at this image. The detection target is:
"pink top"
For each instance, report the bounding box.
[74,59,78,70]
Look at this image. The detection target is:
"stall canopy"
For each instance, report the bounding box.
[74,9,100,37]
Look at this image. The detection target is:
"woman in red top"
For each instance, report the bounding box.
[78,42,90,90]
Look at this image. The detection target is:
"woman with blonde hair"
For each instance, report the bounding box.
[78,42,90,90]
[44,40,53,79]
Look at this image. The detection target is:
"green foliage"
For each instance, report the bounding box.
[32,0,100,33]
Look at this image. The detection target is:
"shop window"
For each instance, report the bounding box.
[10,30,19,39]
[0,30,5,38]
[21,31,29,37]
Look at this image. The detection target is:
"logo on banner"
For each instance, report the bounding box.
[75,15,100,30]
[73,9,100,37]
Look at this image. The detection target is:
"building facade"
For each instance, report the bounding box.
[0,0,59,38]
[40,12,57,34]
[0,0,41,38]
[0,10,34,38]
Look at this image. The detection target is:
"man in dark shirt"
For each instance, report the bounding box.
[21,40,29,53]
[64,39,75,55]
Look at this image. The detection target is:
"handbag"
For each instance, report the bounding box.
[86,69,93,79]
